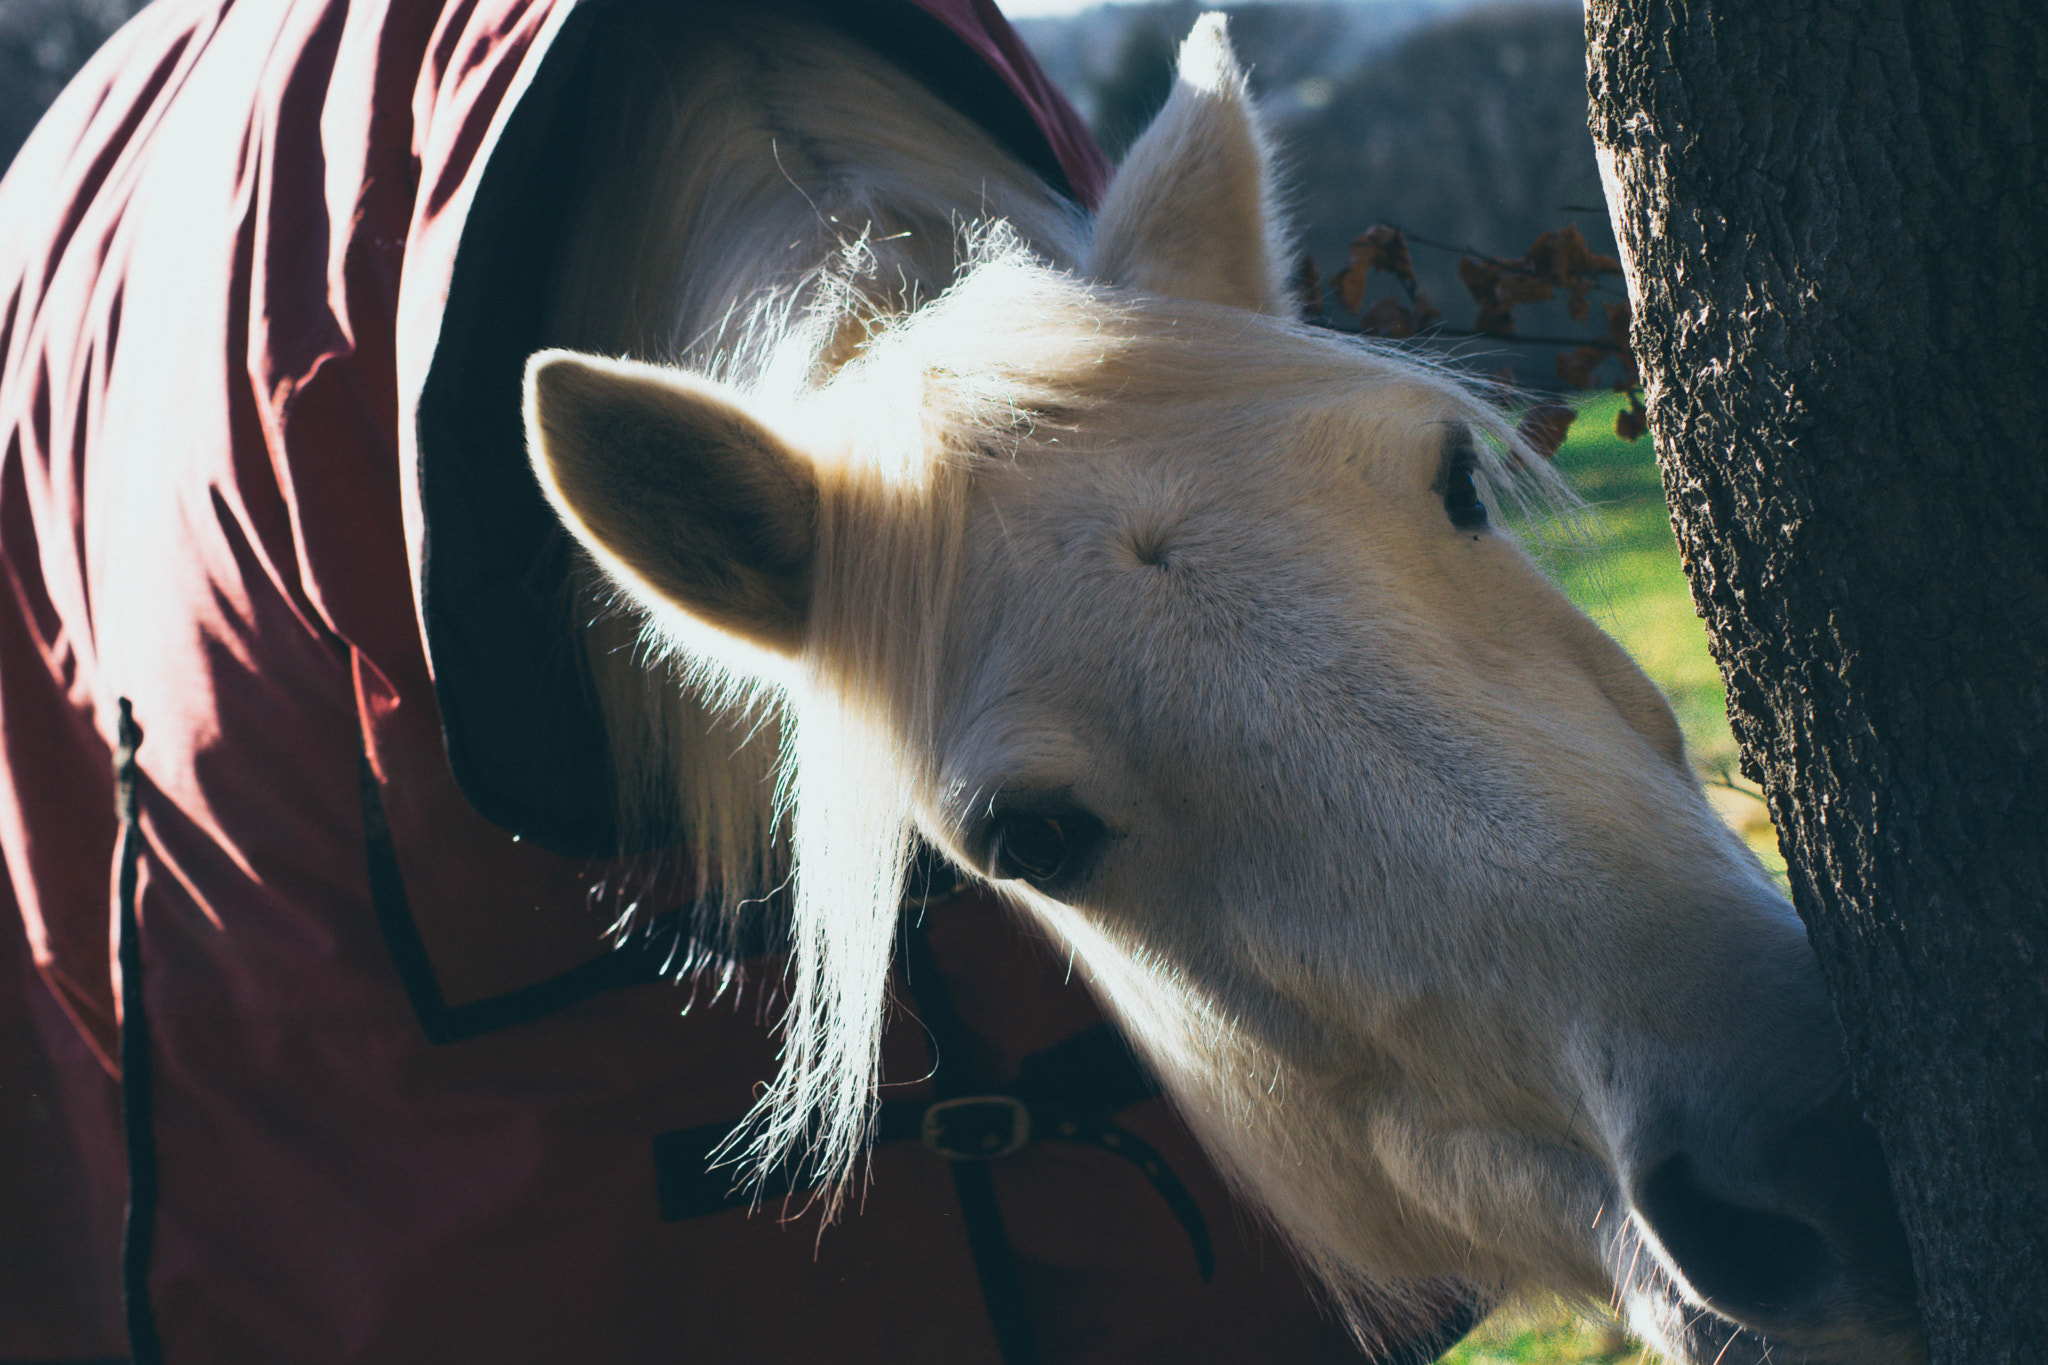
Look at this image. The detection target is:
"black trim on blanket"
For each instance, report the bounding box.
[113,699,162,1365]
[357,751,677,1043]
[413,0,619,856]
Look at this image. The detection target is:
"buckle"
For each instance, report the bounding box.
[921,1095,1031,1160]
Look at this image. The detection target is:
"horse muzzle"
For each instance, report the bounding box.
[1616,1086,1925,1363]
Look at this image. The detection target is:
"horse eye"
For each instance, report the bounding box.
[1443,447,1489,530]
[990,814,1069,882]
[986,807,1105,891]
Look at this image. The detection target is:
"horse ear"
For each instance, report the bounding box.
[525,350,817,657]
[1087,14,1293,316]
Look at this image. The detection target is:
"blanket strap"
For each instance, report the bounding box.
[115,698,165,1365]
[898,903,1041,1365]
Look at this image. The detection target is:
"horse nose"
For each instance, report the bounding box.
[1627,1087,1919,1342]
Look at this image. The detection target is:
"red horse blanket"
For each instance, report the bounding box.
[0,1,1467,1360]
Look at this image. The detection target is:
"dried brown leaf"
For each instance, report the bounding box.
[1458,254,1499,303]
[1518,402,1577,461]
[1335,225,1418,314]
[1358,225,1418,291]
[1616,396,1648,441]
[1359,297,1417,338]
[1333,263,1367,315]
[1459,256,1517,335]
[1556,344,1606,390]
[1566,279,1596,323]
[1604,299,1633,347]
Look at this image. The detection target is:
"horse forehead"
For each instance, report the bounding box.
[978,426,1377,548]
[964,408,1476,635]
[953,469,1446,728]
[1010,374,1469,505]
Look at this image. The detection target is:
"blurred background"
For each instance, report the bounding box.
[1,2,1780,1359]
[0,0,149,170]
[1016,0,1615,340]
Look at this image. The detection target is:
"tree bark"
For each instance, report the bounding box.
[1585,3,2048,1361]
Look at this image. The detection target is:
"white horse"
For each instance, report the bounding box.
[523,11,1921,1363]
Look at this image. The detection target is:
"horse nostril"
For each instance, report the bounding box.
[1627,1087,1923,1350]
[1632,1152,1839,1320]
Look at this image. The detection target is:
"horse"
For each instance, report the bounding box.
[520,9,1922,1364]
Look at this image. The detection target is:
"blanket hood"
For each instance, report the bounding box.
[401,0,1108,857]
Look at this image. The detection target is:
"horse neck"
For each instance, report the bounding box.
[542,8,1082,890]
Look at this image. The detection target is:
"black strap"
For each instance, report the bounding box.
[897,911,1037,1365]
[114,699,163,1365]
[872,1025,1216,1281]
[651,1024,1216,1266]
[358,752,680,1044]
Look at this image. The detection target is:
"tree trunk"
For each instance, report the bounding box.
[1585,3,2048,1361]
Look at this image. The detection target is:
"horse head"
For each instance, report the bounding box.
[522,18,1921,1363]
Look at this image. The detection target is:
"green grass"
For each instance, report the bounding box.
[1441,1299,1646,1365]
